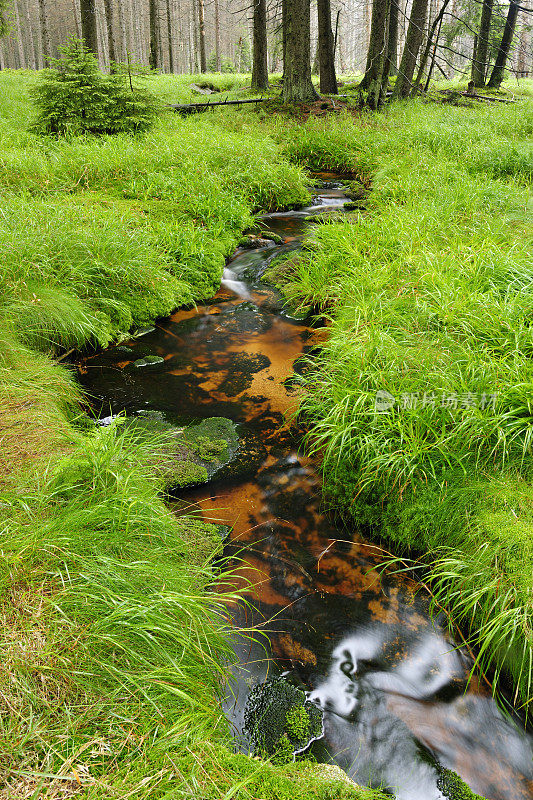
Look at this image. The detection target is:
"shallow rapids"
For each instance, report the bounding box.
[79,174,533,800]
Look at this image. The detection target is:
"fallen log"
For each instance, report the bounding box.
[169,97,268,115]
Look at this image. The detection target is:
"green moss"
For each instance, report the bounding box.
[164,460,208,488]
[285,705,311,741]
[188,434,229,462]
[437,768,489,800]
[244,677,323,761]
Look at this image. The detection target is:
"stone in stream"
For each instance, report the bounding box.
[132,355,165,369]
[122,413,266,491]
[243,676,323,761]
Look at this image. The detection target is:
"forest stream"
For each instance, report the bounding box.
[79,175,533,800]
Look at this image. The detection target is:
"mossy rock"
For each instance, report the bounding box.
[123,414,264,490]
[244,676,323,762]
[437,768,489,800]
[182,417,239,477]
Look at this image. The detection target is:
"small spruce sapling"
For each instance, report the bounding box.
[32,38,159,136]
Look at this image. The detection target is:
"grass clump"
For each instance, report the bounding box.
[266,101,533,713]
[0,71,309,351]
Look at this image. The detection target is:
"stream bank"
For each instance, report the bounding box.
[80,175,533,800]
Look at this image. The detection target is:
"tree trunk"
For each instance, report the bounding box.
[80,0,99,56]
[72,0,82,38]
[317,0,338,93]
[22,0,37,69]
[251,0,269,89]
[166,0,174,72]
[471,0,493,86]
[282,0,319,102]
[387,0,399,75]
[214,0,221,70]
[37,0,51,64]
[149,0,160,69]
[117,0,128,59]
[13,0,26,69]
[392,0,429,97]
[103,0,117,69]
[487,0,519,87]
[413,0,451,88]
[197,0,206,71]
[360,0,390,91]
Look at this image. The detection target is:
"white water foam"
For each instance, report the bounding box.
[221,267,251,300]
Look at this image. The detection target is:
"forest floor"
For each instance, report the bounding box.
[0,69,532,798]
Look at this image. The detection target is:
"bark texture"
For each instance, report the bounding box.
[103,0,117,68]
[487,0,519,87]
[388,0,399,75]
[392,0,429,97]
[149,0,160,69]
[282,0,318,102]
[317,0,338,93]
[37,0,51,63]
[251,0,269,89]
[80,0,99,56]
[197,0,207,72]
[472,0,493,86]
[360,0,389,89]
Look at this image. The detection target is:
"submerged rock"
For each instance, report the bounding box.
[243,676,323,761]
[132,355,165,368]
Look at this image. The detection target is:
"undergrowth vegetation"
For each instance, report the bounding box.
[266,99,533,713]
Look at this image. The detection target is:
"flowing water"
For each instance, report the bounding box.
[79,175,533,800]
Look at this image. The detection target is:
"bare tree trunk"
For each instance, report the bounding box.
[38,0,51,64]
[251,0,269,89]
[471,0,493,86]
[22,0,37,69]
[214,0,221,70]
[388,0,399,75]
[149,0,160,68]
[197,0,206,71]
[103,0,117,68]
[392,0,429,97]
[117,0,128,59]
[282,0,319,101]
[80,0,99,55]
[13,0,27,69]
[134,0,144,62]
[360,0,389,90]
[487,0,519,87]
[317,0,338,92]
[165,0,175,71]
[414,0,451,87]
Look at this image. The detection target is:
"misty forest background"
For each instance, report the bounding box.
[0,0,530,86]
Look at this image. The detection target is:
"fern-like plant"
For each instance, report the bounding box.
[32,38,158,136]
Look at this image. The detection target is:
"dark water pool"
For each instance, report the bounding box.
[79,174,533,800]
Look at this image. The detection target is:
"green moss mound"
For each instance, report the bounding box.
[244,676,323,761]
[437,768,489,800]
